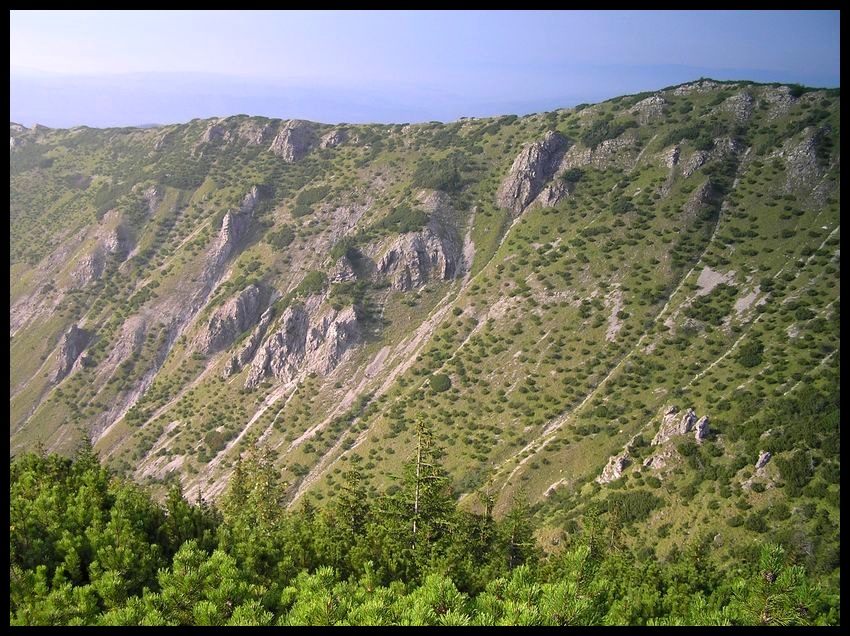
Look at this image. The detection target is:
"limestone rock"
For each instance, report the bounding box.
[535,179,573,208]
[54,324,91,382]
[672,80,722,95]
[559,131,638,172]
[269,120,315,162]
[643,448,676,471]
[694,416,710,442]
[665,145,680,168]
[329,255,357,283]
[496,131,569,214]
[377,227,458,291]
[237,119,275,146]
[71,248,105,287]
[755,450,772,470]
[201,120,229,144]
[244,304,359,388]
[763,85,796,119]
[202,186,260,282]
[721,91,755,122]
[783,127,826,193]
[629,95,666,124]
[223,307,275,377]
[682,150,710,178]
[596,451,630,484]
[195,285,263,355]
[682,180,716,222]
[652,406,697,445]
[142,185,160,216]
[320,128,348,149]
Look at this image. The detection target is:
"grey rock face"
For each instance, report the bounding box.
[755,450,772,470]
[269,120,315,162]
[329,255,357,283]
[652,406,698,445]
[201,120,229,144]
[694,416,710,442]
[783,127,826,193]
[535,179,573,208]
[665,145,680,168]
[377,227,458,291]
[237,120,274,146]
[682,180,716,222]
[496,131,569,214]
[721,91,755,122]
[596,451,630,484]
[203,186,260,283]
[223,307,274,377]
[244,304,359,388]
[673,79,722,95]
[682,151,710,178]
[763,85,796,119]
[72,249,105,287]
[320,128,348,149]
[630,95,667,124]
[195,285,263,355]
[560,131,638,172]
[142,185,160,216]
[643,449,674,471]
[54,324,90,382]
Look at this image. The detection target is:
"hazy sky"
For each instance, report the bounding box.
[9,10,841,127]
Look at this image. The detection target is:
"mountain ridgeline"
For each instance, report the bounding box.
[10,80,840,582]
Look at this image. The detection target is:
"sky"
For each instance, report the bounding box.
[9,10,841,127]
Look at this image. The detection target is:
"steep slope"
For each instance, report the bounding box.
[10,81,840,566]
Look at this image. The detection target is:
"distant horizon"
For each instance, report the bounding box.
[10,10,840,128]
[9,72,840,130]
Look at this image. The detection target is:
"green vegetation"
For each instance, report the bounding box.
[9,80,841,627]
[10,442,838,626]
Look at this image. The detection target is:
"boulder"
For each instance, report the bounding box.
[496,131,569,214]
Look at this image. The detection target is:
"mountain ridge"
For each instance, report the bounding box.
[11,79,840,570]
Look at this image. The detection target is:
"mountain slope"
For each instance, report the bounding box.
[10,80,840,567]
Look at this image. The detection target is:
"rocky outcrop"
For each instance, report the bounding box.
[721,91,755,122]
[694,416,710,442]
[755,450,772,470]
[329,255,357,283]
[630,95,666,124]
[672,79,722,95]
[54,324,90,382]
[763,86,796,120]
[201,120,229,144]
[783,127,826,193]
[535,179,573,208]
[377,227,458,291]
[682,180,716,222]
[665,145,681,168]
[223,307,274,377]
[651,406,698,446]
[496,131,569,214]
[142,185,160,216]
[320,128,348,149]
[71,248,105,287]
[244,303,360,388]
[643,448,675,472]
[681,137,741,179]
[596,451,630,484]
[269,120,315,162]
[237,119,275,146]
[682,151,710,178]
[559,131,638,172]
[202,186,260,282]
[95,316,146,383]
[195,285,263,355]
